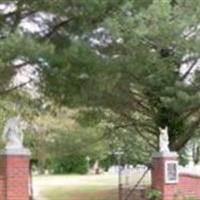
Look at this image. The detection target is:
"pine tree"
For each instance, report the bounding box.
[42,0,200,152]
[1,0,200,153]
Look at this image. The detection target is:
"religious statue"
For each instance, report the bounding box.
[2,116,24,149]
[159,126,170,153]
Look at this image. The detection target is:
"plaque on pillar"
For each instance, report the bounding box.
[165,161,178,184]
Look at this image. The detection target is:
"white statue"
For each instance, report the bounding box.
[159,126,170,153]
[2,116,24,149]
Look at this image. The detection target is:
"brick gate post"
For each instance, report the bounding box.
[152,152,179,200]
[0,148,31,200]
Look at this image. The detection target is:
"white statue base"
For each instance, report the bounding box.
[152,152,178,158]
[0,147,31,156]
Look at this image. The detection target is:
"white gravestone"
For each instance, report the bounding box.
[159,127,170,153]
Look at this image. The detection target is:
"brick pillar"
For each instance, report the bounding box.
[0,148,31,200]
[152,152,179,200]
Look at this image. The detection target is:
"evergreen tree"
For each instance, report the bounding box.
[42,0,200,152]
[1,0,200,155]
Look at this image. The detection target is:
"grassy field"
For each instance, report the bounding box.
[32,173,150,200]
[42,186,117,200]
[33,174,118,200]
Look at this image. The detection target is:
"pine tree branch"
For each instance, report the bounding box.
[180,106,200,122]
[113,121,156,149]
[131,94,154,118]
[180,58,198,80]
[42,19,72,39]
[134,126,157,149]
[13,61,32,69]
[183,26,199,39]
[172,115,200,151]
[119,111,157,135]
[0,79,33,95]
[181,56,198,64]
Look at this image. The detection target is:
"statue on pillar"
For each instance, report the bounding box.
[159,126,170,153]
[2,116,24,149]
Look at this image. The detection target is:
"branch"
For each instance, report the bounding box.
[54,133,109,156]
[0,79,33,95]
[181,56,198,65]
[42,19,72,39]
[131,98,153,118]
[112,121,156,149]
[113,123,135,130]
[172,115,200,151]
[113,121,156,135]
[11,61,32,69]
[135,126,157,149]
[180,58,198,80]
[22,10,36,19]
[183,25,199,39]
[180,105,200,122]
[41,1,126,40]
[120,111,156,133]
[131,90,153,114]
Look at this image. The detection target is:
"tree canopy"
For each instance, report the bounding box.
[42,0,200,153]
[1,0,200,165]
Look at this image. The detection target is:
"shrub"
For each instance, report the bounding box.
[47,155,87,174]
[184,197,199,200]
[145,189,161,200]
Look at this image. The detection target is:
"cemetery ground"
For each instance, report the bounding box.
[33,174,118,200]
[33,173,150,200]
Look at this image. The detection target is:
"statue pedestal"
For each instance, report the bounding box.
[152,152,179,200]
[0,148,31,200]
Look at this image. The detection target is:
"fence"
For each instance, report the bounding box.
[121,165,151,200]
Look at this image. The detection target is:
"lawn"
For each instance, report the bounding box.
[32,173,150,200]
[42,186,117,200]
[33,174,118,200]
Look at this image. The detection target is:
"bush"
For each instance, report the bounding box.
[145,189,161,200]
[47,155,87,174]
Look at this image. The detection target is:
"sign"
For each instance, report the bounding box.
[165,161,178,183]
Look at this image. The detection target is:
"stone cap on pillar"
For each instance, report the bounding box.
[0,147,31,156]
[152,151,178,158]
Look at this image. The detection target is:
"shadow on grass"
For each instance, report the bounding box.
[42,186,118,200]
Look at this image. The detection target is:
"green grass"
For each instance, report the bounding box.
[42,185,117,200]
[33,173,150,200]
[33,174,118,200]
